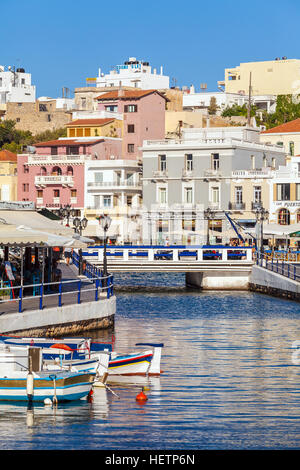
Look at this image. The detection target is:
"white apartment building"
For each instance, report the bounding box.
[89,57,169,90]
[84,159,142,243]
[0,65,36,104]
[183,91,276,115]
[141,126,285,245]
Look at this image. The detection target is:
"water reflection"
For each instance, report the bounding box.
[0,273,300,449]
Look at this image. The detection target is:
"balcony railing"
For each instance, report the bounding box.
[204,169,222,178]
[228,202,245,210]
[28,154,90,164]
[87,180,141,189]
[152,170,168,180]
[182,169,194,179]
[35,175,74,186]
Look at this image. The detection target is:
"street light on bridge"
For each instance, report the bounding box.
[255,205,269,255]
[98,214,112,283]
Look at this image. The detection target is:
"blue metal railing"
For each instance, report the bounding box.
[0,253,114,314]
[256,252,300,282]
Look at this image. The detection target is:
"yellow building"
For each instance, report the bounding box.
[0,150,18,201]
[165,111,205,138]
[219,58,300,96]
[260,118,300,157]
[67,118,122,138]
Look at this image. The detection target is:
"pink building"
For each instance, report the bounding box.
[17,137,122,214]
[96,89,167,160]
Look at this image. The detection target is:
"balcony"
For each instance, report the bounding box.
[35,175,74,187]
[152,170,168,181]
[228,202,245,210]
[251,201,262,210]
[204,169,222,179]
[87,180,141,190]
[28,154,90,164]
[182,169,194,180]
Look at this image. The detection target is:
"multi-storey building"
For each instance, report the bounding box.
[0,150,18,201]
[260,118,300,157]
[97,89,167,160]
[218,58,300,96]
[17,137,122,215]
[141,126,285,245]
[66,118,122,139]
[0,65,36,106]
[89,57,169,90]
[84,159,142,243]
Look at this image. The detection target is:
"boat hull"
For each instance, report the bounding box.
[0,372,94,402]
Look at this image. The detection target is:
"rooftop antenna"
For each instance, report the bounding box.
[247,72,252,127]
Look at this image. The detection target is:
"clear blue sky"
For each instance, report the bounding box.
[2,0,300,97]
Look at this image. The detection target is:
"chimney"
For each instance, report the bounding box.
[118,88,125,97]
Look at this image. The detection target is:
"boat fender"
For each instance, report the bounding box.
[50,344,73,352]
[26,372,34,401]
[44,398,52,406]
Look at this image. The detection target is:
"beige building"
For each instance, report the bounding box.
[4,99,72,135]
[260,118,300,157]
[165,111,205,138]
[0,150,18,201]
[219,58,300,96]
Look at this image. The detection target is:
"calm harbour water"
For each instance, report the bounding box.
[1,272,300,450]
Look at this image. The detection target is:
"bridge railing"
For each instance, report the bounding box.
[256,252,300,282]
[82,245,254,262]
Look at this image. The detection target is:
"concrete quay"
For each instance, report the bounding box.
[0,262,116,337]
[250,264,300,301]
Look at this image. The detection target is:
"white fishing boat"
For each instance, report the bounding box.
[0,335,164,377]
[0,344,95,403]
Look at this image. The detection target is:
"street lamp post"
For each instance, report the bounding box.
[73,217,88,275]
[204,207,215,246]
[98,214,112,284]
[58,204,77,227]
[255,206,269,255]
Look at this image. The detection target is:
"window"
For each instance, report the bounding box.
[17,103,22,107]
[21,78,25,85]
[76,128,83,137]
[263,154,267,167]
[297,210,300,223]
[47,114,51,122]
[211,153,219,170]
[185,154,193,171]
[159,188,167,204]
[95,172,103,183]
[128,144,135,153]
[84,128,91,137]
[0,78,2,86]
[277,183,290,201]
[105,105,118,112]
[68,146,79,155]
[235,186,243,204]
[296,184,300,201]
[251,155,255,169]
[23,165,29,173]
[51,166,62,175]
[278,208,290,225]
[159,154,166,172]
[51,146,58,155]
[211,186,220,204]
[127,124,135,133]
[37,190,43,198]
[16,118,20,122]
[23,183,29,192]
[124,104,138,113]
[185,187,193,203]
[289,141,295,156]
[71,189,77,198]
[253,186,262,203]
[103,195,111,207]
[272,157,276,169]
[127,195,132,206]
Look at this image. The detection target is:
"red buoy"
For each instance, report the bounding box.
[136,388,148,402]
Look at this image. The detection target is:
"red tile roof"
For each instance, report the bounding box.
[262,118,300,134]
[96,89,168,101]
[0,149,18,162]
[34,139,102,147]
[66,118,116,127]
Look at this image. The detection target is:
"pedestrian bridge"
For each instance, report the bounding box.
[82,245,254,290]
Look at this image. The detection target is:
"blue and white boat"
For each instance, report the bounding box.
[0,335,164,377]
[0,344,95,402]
